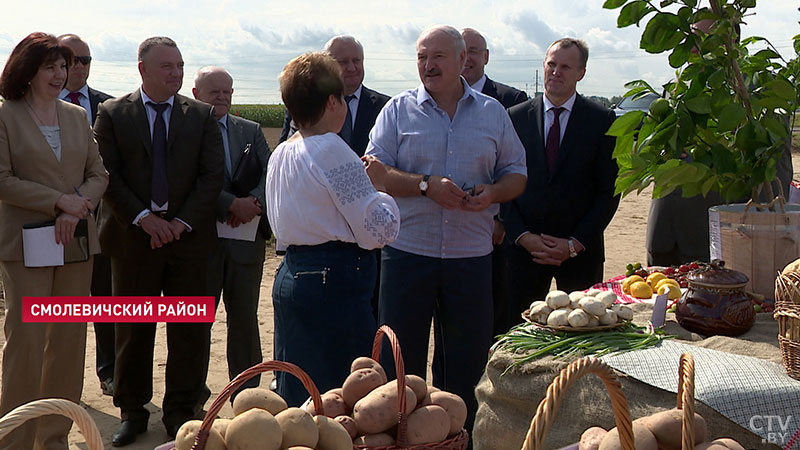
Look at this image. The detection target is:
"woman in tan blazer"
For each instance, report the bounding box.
[0,32,108,450]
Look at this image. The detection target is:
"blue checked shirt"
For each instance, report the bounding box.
[366,80,527,259]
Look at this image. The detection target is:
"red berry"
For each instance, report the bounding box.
[689,262,700,270]
[679,280,688,288]
[678,265,690,273]
[664,267,675,275]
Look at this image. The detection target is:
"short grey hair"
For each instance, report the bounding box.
[324,35,363,54]
[138,36,178,61]
[547,38,589,68]
[417,25,465,55]
[194,66,233,88]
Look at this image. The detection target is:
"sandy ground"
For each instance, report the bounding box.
[0,127,793,448]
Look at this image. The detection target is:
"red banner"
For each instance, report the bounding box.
[22,297,215,323]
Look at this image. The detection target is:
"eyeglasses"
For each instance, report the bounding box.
[73,56,92,65]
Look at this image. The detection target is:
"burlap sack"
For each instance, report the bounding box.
[473,307,782,450]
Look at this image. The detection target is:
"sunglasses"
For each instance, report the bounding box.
[73,56,92,65]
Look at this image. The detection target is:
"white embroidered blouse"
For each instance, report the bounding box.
[266,132,400,252]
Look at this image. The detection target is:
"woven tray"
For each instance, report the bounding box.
[521,309,631,332]
[188,360,324,450]
[354,324,469,450]
[0,398,103,450]
[775,272,800,380]
[519,353,697,450]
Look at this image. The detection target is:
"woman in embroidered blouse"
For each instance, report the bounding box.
[0,32,108,449]
[266,52,400,405]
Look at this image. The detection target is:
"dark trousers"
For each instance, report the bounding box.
[508,245,604,325]
[272,241,376,407]
[208,240,264,396]
[111,252,212,427]
[491,241,512,336]
[378,246,492,434]
[91,253,115,381]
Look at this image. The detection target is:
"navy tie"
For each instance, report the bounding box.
[148,102,169,208]
[340,95,355,144]
[545,107,565,174]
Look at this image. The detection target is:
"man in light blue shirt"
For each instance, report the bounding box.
[365,24,527,434]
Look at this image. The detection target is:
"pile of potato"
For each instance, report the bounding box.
[173,356,467,450]
[578,408,745,450]
[526,289,633,329]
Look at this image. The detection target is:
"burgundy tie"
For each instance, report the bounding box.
[545,107,565,174]
[66,92,82,106]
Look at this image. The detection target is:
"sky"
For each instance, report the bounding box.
[0,0,797,104]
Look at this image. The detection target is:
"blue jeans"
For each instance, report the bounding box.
[378,246,492,433]
[272,241,377,406]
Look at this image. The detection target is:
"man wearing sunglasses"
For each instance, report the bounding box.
[58,33,117,401]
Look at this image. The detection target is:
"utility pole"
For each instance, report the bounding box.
[534,70,539,95]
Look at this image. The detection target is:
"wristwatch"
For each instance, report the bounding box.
[419,175,430,196]
[568,239,578,258]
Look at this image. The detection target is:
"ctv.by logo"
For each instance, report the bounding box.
[749,415,800,449]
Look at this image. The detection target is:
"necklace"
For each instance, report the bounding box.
[23,97,57,127]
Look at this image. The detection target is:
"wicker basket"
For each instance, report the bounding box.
[0,398,103,450]
[520,353,697,450]
[354,324,469,450]
[189,360,324,450]
[775,272,800,380]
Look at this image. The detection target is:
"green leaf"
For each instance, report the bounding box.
[685,95,712,114]
[607,111,645,137]
[603,0,628,9]
[767,79,797,101]
[613,132,636,160]
[623,79,657,93]
[618,1,654,27]
[641,13,684,54]
[668,39,692,68]
[710,142,738,174]
[681,0,697,7]
[717,103,747,132]
[702,175,718,196]
[753,49,781,60]
[660,0,678,6]
[707,69,726,89]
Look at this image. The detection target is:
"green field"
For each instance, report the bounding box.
[230,104,285,128]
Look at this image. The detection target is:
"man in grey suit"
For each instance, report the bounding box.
[193,66,269,399]
[58,33,117,398]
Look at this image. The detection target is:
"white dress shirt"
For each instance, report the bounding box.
[543,92,577,145]
[345,84,363,128]
[469,74,488,93]
[266,132,400,252]
[59,84,92,126]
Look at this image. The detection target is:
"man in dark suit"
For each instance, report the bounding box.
[278,35,390,156]
[461,27,530,335]
[192,66,269,399]
[58,33,117,398]
[504,38,619,317]
[93,36,223,446]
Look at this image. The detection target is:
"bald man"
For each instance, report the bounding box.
[193,66,270,399]
[58,33,116,398]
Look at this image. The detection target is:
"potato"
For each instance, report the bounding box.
[333,415,358,439]
[546,290,571,309]
[568,309,591,327]
[598,421,657,450]
[710,438,745,450]
[232,387,288,416]
[174,420,226,450]
[643,408,707,449]
[406,405,450,445]
[596,291,617,308]
[598,309,618,325]
[693,444,729,450]
[428,391,467,435]
[579,297,607,316]
[326,387,343,397]
[353,433,395,446]
[314,415,353,450]
[275,407,318,449]
[353,381,417,434]
[211,418,231,439]
[350,357,387,383]
[226,408,282,450]
[547,309,570,327]
[342,368,384,409]
[405,374,428,402]
[284,448,313,450]
[579,426,607,450]
[306,391,347,418]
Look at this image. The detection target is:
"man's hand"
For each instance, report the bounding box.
[227,196,261,228]
[167,219,187,241]
[462,184,494,212]
[518,233,561,266]
[492,219,506,245]
[537,234,584,265]
[362,155,388,192]
[55,213,80,245]
[56,194,93,218]
[426,176,467,210]
[140,214,174,249]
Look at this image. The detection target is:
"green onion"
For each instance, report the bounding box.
[494,323,671,373]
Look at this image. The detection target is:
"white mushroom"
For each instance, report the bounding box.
[545,290,571,309]
[579,297,607,317]
[599,309,619,325]
[587,315,600,327]
[585,288,604,297]
[546,309,570,327]
[612,304,634,321]
[595,291,618,308]
[568,309,591,328]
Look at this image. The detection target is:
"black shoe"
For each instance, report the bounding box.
[111,420,146,447]
[100,377,114,396]
[164,420,186,439]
